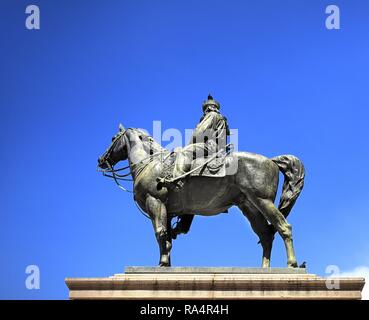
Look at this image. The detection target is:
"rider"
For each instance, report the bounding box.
[167,94,230,238]
[172,94,229,181]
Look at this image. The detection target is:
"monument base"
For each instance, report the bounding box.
[65,267,365,300]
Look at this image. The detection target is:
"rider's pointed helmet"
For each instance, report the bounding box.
[202,94,220,112]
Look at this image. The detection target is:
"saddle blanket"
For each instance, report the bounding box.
[189,154,237,178]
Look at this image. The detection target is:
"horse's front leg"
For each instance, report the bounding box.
[146,194,172,267]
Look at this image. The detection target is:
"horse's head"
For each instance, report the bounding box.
[98,124,128,169]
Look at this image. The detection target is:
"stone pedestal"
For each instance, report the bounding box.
[65,267,365,300]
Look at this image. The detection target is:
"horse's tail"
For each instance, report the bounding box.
[271,155,305,217]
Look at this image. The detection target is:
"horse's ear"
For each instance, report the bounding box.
[119,123,125,132]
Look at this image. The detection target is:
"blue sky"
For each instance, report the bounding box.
[1,0,369,299]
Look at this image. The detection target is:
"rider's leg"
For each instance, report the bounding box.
[172,148,192,177]
[156,143,208,190]
[172,143,207,179]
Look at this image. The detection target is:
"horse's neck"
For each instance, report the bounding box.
[125,129,150,179]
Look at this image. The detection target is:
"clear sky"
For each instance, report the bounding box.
[1,0,369,299]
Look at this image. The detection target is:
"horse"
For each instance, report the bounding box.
[98,125,305,268]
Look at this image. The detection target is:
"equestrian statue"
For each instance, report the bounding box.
[97,95,305,268]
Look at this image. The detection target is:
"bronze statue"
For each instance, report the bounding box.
[158,95,229,186]
[157,95,230,239]
[98,96,305,268]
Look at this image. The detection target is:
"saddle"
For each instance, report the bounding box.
[189,153,229,178]
[156,145,237,191]
[160,150,234,182]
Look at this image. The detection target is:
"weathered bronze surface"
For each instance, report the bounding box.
[98,96,305,268]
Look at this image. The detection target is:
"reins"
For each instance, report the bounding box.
[98,128,167,220]
[99,127,233,222]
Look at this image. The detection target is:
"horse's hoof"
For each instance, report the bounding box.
[287,261,298,268]
[159,263,170,267]
[159,256,171,267]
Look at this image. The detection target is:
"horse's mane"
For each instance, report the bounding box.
[131,128,168,154]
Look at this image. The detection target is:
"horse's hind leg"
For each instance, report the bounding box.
[238,201,274,268]
[252,197,298,268]
[146,194,172,267]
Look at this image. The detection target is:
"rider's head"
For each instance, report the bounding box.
[202,94,221,113]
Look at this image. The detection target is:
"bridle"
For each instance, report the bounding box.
[98,127,167,220]
[98,127,133,193]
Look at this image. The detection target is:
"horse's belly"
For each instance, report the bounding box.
[167,176,238,215]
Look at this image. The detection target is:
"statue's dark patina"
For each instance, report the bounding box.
[97,97,305,268]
